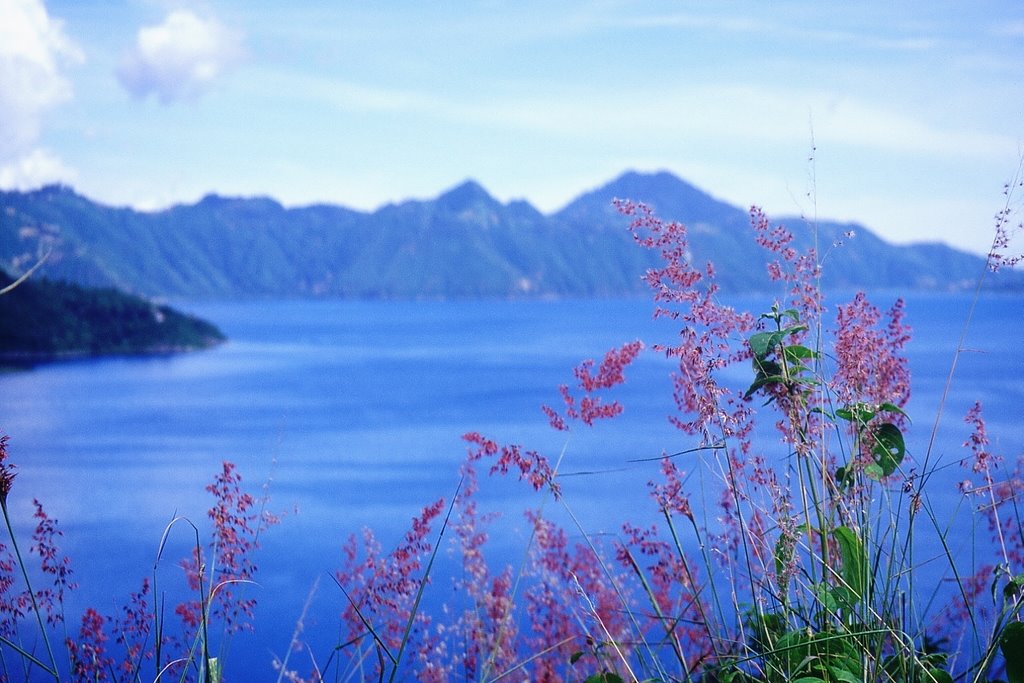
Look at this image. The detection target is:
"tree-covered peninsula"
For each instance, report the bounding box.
[0,270,224,365]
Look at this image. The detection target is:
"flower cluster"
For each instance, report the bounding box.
[176,461,276,635]
[439,463,518,679]
[832,292,911,413]
[462,431,558,496]
[987,169,1024,272]
[544,340,645,429]
[31,500,76,626]
[750,206,822,321]
[66,608,114,682]
[0,455,275,681]
[335,495,445,667]
[0,434,14,506]
[937,403,1024,664]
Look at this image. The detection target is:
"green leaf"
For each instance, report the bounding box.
[745,357,785,398]
[570,651,584,665]
[835,402,875,426]
[758,305,800,325]
[864,462,884,481]
[832,526,867,607]
[753,357,783,377]
[815,583,841,613]
[783,344,817,362]
[776,629,812,671]
[919,652,950,669]
[749,326,807,358]
[870,423,905,477]
[817,583,865,614]
[745,375,775,399]
[884,652,942,681]
[835,465,853,489]
[827,666,862,683]
[924,668,954,683]
[1001,621,1024,683]
[749,330,787,358]
[1004,573,1024,599]
[991,565,1006,604]
[877,402,909,421]
[749,611,785,649]
[583,674,624,683]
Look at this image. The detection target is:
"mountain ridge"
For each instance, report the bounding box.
[1,172,1018,299]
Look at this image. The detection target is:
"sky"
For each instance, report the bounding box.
[1,0,1022,256]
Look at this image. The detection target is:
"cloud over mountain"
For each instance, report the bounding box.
[117,9,244,104]
[0,147,77,189]
[0,0,81,188]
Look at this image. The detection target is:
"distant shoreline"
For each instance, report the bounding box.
[0,338,225,369]
[0,268,227,368]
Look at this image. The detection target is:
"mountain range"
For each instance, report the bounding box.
[1,171,1018,299]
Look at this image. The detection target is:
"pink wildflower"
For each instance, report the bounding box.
[987,171,1024,271]
[650,458,693,522]
[177,461,278,635]
[31,499,76,626]
[66,608,113,682]
[112,578,153,673]
[832,292,912,412]
[750,207,822,322]
[617,200,755,443]
[543,341,644,429]
[463,432,559,496]
[963,401,996,474]
[433,462,518,678]
[335,496,445,664]
[0,434,14,506]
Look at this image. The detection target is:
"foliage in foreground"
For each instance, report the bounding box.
[0,175,1023,681]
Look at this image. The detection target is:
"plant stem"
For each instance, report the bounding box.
[0,500,59,680]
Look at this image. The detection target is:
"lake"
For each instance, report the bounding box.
[1,292,1022,678]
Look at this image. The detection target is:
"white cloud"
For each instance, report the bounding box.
[277,71,1010,164]
[0,0,81,188]
[0,147,78,189]
[613,9,938,52]
[117,9,244,104]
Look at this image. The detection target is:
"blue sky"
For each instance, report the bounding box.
[1,0,1022,255]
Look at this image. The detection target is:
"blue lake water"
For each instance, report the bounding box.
[0,292,1022,678]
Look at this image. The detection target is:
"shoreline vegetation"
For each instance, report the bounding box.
[0,269,225,367]
[0,171,1022,680]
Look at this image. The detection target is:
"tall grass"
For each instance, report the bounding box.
[0,175,1022,681]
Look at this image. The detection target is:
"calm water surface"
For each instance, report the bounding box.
[0,294,1021,677]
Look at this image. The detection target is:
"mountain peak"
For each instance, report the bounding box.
[436,179,500,212]
[612,170,739,219]
[552,169,744,228]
